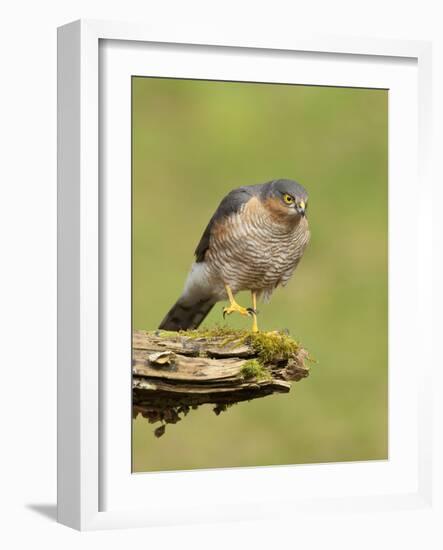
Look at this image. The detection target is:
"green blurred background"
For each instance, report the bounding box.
[132,77,388,472]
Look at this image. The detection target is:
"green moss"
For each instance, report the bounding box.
[155,326,244,341]
[154,327,301,373]
[156,326,299,358]
[154,325,248,348]
[181,326,244,340]
[245,331,299,364]
[240,359,271,381]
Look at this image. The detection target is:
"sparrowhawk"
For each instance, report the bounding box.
[159,179,310,332]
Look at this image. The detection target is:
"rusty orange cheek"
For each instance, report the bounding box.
[263,196,292,222]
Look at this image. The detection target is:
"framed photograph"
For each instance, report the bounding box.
[57,19,434,530]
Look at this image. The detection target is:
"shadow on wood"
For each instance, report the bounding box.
[132,328,311,437]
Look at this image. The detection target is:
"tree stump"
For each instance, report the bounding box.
[132,328,311,437]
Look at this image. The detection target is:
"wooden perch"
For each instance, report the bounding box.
[132,328,311,436]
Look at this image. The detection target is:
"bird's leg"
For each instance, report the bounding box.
[223,284,253,319]
[250,291,259,333]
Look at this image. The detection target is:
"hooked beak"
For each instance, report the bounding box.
[296,200,306,216]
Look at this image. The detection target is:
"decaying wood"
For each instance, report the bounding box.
[132,329,310,436]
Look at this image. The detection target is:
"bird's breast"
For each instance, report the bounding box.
[206,203,310,292]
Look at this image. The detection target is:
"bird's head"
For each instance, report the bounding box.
[262,179,309,220]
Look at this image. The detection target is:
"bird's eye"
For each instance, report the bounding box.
[283,194,294,204]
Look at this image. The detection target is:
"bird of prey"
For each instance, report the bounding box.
[159,179,310,333]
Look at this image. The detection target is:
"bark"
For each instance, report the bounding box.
[132,329,310,436]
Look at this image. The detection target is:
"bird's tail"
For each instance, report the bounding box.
[158,295,216,331]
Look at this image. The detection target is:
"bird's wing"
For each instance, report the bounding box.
[194,186,256,262]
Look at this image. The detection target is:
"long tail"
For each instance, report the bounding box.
[158,295,216,331]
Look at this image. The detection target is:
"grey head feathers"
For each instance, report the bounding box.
[260,179,308,202]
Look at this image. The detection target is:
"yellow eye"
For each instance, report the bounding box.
[283,194,294,204]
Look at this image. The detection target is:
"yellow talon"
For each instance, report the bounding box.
[222,304,251,318]
[223,285,259,332]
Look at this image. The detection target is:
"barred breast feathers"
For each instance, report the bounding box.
[204,196,310,297]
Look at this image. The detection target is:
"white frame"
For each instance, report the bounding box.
[57,19,434,531]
